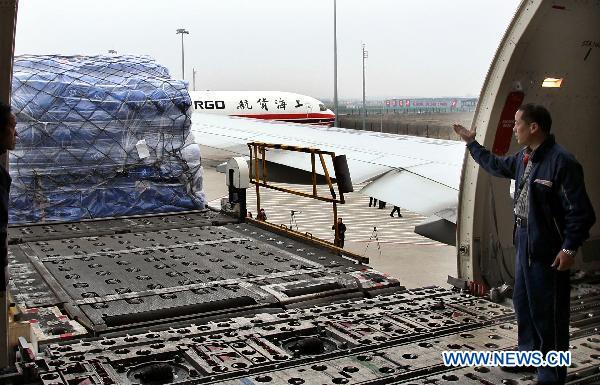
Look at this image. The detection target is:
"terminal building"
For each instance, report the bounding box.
[382,98,478,113]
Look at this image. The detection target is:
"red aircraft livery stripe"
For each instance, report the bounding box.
[232,113,335,120]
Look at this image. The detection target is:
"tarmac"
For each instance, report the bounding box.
[200,144,457,289]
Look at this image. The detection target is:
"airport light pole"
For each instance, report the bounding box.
[192,68,197,91]
[333,0,339,127]
[176,28,189,80]
[362,43,368,131]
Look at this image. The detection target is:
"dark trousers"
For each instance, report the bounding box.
[336,237,345,248]
[369,197,377,207]
[390,206,401,217]
[514,226,570,384]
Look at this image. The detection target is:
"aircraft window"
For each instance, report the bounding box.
[319,104,327,111]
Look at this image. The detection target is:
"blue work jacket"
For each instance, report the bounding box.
[0,162,10,289]
[467,135,595,261]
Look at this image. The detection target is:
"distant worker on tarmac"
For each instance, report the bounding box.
[257,208,267,221]
[453,104,595,384]
[390,206,402,218]
[332,217,347,248]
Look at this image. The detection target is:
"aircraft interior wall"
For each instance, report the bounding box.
[465,0,600,287]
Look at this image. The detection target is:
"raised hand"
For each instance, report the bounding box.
[453,124,476,144]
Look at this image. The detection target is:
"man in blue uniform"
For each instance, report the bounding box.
[0,102,16,291]
[454,104,595,385]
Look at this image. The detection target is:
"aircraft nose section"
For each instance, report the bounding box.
[326,110,335,126]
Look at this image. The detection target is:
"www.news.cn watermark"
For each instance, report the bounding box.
[442,350,571,367]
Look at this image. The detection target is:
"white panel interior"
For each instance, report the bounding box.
[459,0,600,284]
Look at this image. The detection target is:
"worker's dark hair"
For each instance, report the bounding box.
[0,102,12,131]
[518,103,552,134]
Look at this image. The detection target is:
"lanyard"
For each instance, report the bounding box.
[514,153,532,202]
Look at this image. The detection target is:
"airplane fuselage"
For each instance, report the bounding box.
[189,91,335,126]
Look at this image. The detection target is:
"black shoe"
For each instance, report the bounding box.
[500,365,537,373]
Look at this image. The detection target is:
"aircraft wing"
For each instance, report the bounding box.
[192,113,465,222]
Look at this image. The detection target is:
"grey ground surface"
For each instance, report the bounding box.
[200,145,457,289]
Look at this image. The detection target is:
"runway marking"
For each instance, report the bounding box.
[210,182,444,247]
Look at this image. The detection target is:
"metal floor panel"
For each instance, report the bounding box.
[9,212,599,384]
[18,286,600,384]
[8,210,237,244]
[78,284,276,330]
[29,289,493,385]
[7,245,61,308]
[8,212,378,333]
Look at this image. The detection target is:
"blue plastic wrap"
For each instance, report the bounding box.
[10,54,205,224]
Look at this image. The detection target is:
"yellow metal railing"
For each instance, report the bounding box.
[246,142,362,262]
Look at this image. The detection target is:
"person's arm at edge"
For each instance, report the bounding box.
[453,124,518,180]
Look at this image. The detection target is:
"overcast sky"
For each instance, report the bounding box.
[14,0,521,100]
